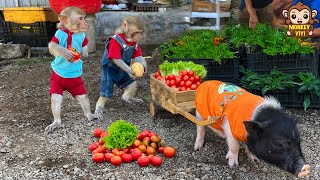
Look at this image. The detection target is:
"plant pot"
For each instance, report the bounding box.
[48,0,102,14]
[167,58,240,85]
[250,88,320,109]
[245,51,319,77]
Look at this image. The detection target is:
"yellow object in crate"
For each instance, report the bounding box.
[4,6,59,24]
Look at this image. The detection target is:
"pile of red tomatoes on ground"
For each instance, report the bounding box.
[89,128,176,167]
[153,70,202,91]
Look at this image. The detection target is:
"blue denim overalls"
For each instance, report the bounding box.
[99,35,138,98]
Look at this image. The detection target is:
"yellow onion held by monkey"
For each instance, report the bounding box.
[131,62,144,77]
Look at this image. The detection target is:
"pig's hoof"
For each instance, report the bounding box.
[194,140,204,151]
[246,149,259,162]
[298,164,311,178]
[226,151,239,167]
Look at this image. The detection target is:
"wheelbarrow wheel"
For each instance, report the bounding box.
[149,99,158,118]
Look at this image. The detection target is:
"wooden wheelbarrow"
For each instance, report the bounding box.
[149,74,218,126]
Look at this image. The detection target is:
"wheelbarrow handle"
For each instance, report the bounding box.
[166,99,219,126]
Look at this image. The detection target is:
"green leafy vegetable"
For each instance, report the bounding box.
[159,60,207,78]
[240,66,296,94]
[294,72,320,111]
[240,67,320,111]
[160,29,235,62]
[223,23,315,55]
[103,119,138,150]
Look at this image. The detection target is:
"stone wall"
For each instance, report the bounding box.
[94,1,274,46]
[95,9,190,45]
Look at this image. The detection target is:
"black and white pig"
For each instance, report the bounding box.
[194,80,310,177]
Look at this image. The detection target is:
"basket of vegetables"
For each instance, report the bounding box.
[149,61,218,126]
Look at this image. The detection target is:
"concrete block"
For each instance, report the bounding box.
[0,44,30,60]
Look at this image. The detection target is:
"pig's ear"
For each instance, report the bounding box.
[244,121,269,136]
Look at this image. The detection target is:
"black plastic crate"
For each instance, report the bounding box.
[246,52,319,77]
[249,88,320,109]
[2,21,57,47]
[167,58,240,84]
[0,22,4,43]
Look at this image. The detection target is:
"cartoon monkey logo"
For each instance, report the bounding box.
[282,2,319,37]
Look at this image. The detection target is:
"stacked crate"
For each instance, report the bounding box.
[190,0,231,30]
[2,7,58,47]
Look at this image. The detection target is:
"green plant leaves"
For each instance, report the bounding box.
[160,29,235,62]
[103,119,138,150]
[240,68,320,111]
[224,23,315,55]
[159,60,207,78]
[303,94,311,112]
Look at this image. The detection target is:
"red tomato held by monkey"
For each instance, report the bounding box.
[67,47,81,62]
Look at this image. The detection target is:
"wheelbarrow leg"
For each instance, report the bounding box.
[149,99,158,118]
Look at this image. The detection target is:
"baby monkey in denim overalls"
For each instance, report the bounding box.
[95,16,147,116]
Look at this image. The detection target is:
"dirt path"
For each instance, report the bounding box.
[0,48,319,179]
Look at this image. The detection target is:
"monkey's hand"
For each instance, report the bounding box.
[133,56,147,75]
[112,59,136,80]
[48,42,74,62]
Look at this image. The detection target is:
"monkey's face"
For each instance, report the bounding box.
[77,16,88,32]
[289,9,310,24]
[126,26,143,42]
[66,12,87,33]
[131,30,143,42]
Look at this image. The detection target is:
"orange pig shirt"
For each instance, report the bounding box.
[195,80,264,142]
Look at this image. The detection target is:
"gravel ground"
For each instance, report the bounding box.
[0,47,319,180]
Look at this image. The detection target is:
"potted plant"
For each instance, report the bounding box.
[240,67,320,110]
[223,23,318,76]
[160,29,239,84]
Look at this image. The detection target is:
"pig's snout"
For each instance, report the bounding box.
[297,164,311,178]
[294,159,310,177]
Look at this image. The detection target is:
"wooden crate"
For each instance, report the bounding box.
[150,74,196,114]
[149,74,219,126]
[3,7,59,24]
[192,0,231,12]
